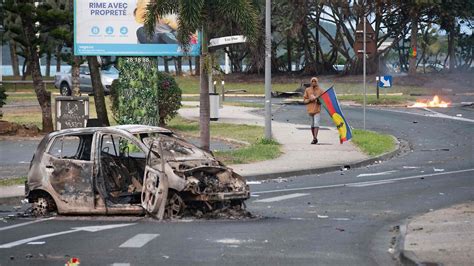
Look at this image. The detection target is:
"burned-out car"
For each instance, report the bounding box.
[26,125,250,219]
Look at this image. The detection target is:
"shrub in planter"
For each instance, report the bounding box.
[111,57,182,126]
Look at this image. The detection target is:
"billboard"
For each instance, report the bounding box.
[74,0,200,56]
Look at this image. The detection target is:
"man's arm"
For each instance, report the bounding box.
[303,89,314,104]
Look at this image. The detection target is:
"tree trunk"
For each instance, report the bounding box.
[20,7,53,132]
[46,51,51,77]
[22,59,32,80]
[287,35,292,72]
[87,56,110,126]
[9,41,20,77]
[188,57,193,75]
[72,56,81,96]
[200,28,210,151]
[164,56,169,73]
[448,26,456,72]
[56,45,62,73]
[408,12,418,75]
[176,57,182,76]
[195,56,200,76]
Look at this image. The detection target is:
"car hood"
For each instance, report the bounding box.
[143,136,217,166]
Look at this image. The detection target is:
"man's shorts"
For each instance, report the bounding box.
[310,113,321,128]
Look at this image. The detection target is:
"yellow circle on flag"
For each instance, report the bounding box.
[332,113,347,139]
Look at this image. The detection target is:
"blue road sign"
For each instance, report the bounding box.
[379,75,392,88]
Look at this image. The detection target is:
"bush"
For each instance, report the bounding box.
[0,84,7,119]
[111,57,182,126]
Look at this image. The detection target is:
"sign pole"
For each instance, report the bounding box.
[377,54,380,99]
[264,0,272,139]
[363,15,367,130]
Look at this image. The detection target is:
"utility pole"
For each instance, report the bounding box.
[264,0,272,139]
[363,14,367,130]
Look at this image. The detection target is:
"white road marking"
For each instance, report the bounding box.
[252,168,474,195]
[27,241,45,245]
[119,234,159,248]
[357,170,397,177]
[403,166,420,169]
[247,181,262,185]
[374,107,474,123]
[346,180,395,187]
[0,217,55,232]
[111,263,130,266]
[0,223,135,249]
[254,193,309,203]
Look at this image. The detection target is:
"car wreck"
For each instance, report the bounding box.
[25,125,250,219]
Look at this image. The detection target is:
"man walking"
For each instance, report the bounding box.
[303,77,323,144]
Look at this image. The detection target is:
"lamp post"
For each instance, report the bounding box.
[264,0,272,139]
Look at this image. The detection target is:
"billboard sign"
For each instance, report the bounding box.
[74,0,200,56]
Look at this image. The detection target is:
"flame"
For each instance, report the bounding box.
[408,95,450,108]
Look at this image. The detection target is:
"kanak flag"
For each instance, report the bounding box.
[318,87,352,144]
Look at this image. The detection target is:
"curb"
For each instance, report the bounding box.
[0,196,25,206]
[245,136,401,180]
[397,222,424,266]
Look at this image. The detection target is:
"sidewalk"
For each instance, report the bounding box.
[399,202,474,265]
[178,103,369,179]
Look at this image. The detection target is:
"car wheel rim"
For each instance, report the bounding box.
[32,197,50,216]
[141,173,161,214]
[164,192,184,219]
[61,87,69,95]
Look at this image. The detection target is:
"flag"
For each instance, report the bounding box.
[318,87,352,144]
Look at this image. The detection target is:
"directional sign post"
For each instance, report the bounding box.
[378,75,392,88]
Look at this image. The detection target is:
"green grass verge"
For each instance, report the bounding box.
[0,176,27,187]
[352,129,395,156]
[167,116,281,164]
[215,138,280,164]
[175,76,428,96]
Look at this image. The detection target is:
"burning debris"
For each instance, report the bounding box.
[408,95,450,108]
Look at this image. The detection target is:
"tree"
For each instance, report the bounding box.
[3,9,21,77]
[5,0,54,132]
[145,0,259,151]
[434,0,474,72]
[87,56,110,126]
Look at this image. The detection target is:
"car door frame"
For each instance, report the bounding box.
[42,132,96,214]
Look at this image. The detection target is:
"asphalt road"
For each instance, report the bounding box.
[0,104,473,265]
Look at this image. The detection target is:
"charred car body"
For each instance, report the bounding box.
[26,125,250,219]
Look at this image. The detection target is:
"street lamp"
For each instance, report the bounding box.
[264,0,272,139]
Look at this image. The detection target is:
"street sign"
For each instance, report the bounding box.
[209,35,246,48]
[377,75,392,88]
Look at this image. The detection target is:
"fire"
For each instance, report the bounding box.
[408,95,450,108]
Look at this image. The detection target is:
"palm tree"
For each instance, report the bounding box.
[145,0,259,150]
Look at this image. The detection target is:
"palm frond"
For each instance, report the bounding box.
[216,0,260,43]
[144,0,179,36]
[176,0,205,48]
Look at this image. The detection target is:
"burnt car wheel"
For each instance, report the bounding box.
[31,196,56,216]
[164,191,185,219]
[141,173,161,214]
[60,83,71,96]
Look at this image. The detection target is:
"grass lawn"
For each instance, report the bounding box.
[166,116,281,164]
[0,176,27,186]
[352,129,396,156]
[175,76,428,98]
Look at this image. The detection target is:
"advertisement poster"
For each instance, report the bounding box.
[74,0,200,56]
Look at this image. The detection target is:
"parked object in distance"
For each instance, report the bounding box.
[25,125,250,219]
[54,65,119,96]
